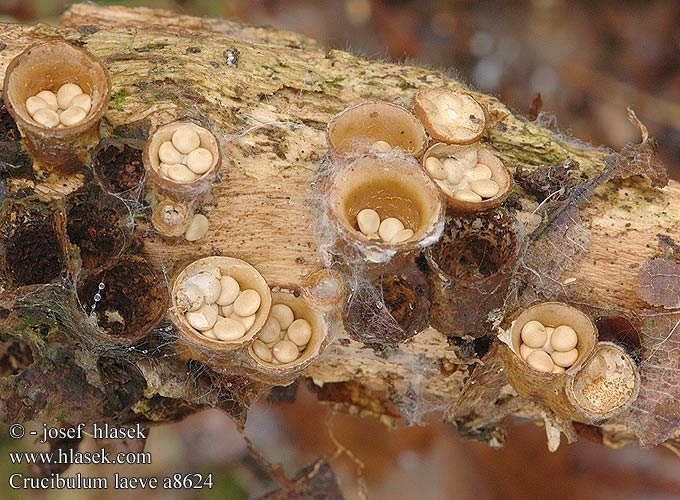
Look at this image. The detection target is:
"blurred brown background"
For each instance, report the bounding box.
[1,1,679,499]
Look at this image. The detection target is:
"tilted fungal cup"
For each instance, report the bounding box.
[422,143,512,213]
[143,121,221,200]
[151,199,193,238]
[327,101,428,158]
[2,41,111,172]
[327,155,445,263]
[413,87,486,145]
[565,341,640,423]
[425,209,520,339]
[170,256,272,362]
[499,302,598,419]
[247,288,328,385]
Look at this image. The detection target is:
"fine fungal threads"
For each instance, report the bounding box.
[177,269,263,342]
[25,83,92,128]
[156,126,215,183]
[251,302,313,365]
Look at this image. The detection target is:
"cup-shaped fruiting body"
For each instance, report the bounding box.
[0,198,68,290]
[247,288,327,385]
[2,41,111,172]
[422,143,512,213]
[151,199,193,238]
[327,155,444,263]
[92,138,146,197]
[565,342,640,422]
[170,256,272,363]
[327,101,428,158]
[499,302,598,419]
[76,255,168,344]
[343,259,431,346]
[426,210,520,339]
[66,186,132,272]
[143,121,221,200]
[301,268,347,314]
[413,87,486,144]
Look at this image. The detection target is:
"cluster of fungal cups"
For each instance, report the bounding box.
[25,83,92,128]
[157,125,215,183]
[177,269,263,342]
[251,303,312,364]
[519,320,579,373]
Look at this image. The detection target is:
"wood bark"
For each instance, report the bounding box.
[0,3,678,456]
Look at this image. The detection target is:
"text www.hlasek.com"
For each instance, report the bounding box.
[9,448,152,466]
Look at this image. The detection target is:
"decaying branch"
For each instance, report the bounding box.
[0,3,679,470]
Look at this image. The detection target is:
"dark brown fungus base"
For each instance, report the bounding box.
[426,209,520,339]
[0,333,34,377]
[343,260,431,347]
[0,101,33,180]
[0,100,21,142]
[77,255,167,343]
[66,186,131,271]
[0,199,67,287]
[92,138,146,196]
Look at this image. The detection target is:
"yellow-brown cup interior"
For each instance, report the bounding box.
[422,143,512,213]
[248,289,327,371]
[328,156,444,255]
[510,302,597,377]
[566,341,640,419]
[143,121,221,197]
[327,101,428,157]
[170,256,272,351]
[3,41,110,135]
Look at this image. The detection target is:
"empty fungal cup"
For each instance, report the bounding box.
[0,198,68,289]
[499,302,598,419]
[76,255,168,344]
[566,342,640,422]
[342,261,431,347]
[327,155,444,263]
[92,138,146,197]
[426,210,520,339]
[327,101,428,158]
[247,288,327,384]
[143,121,221,199]
[66,186,132,272]
[170,256,272,361]
[2,41,111,171]
[422,143,512,213]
